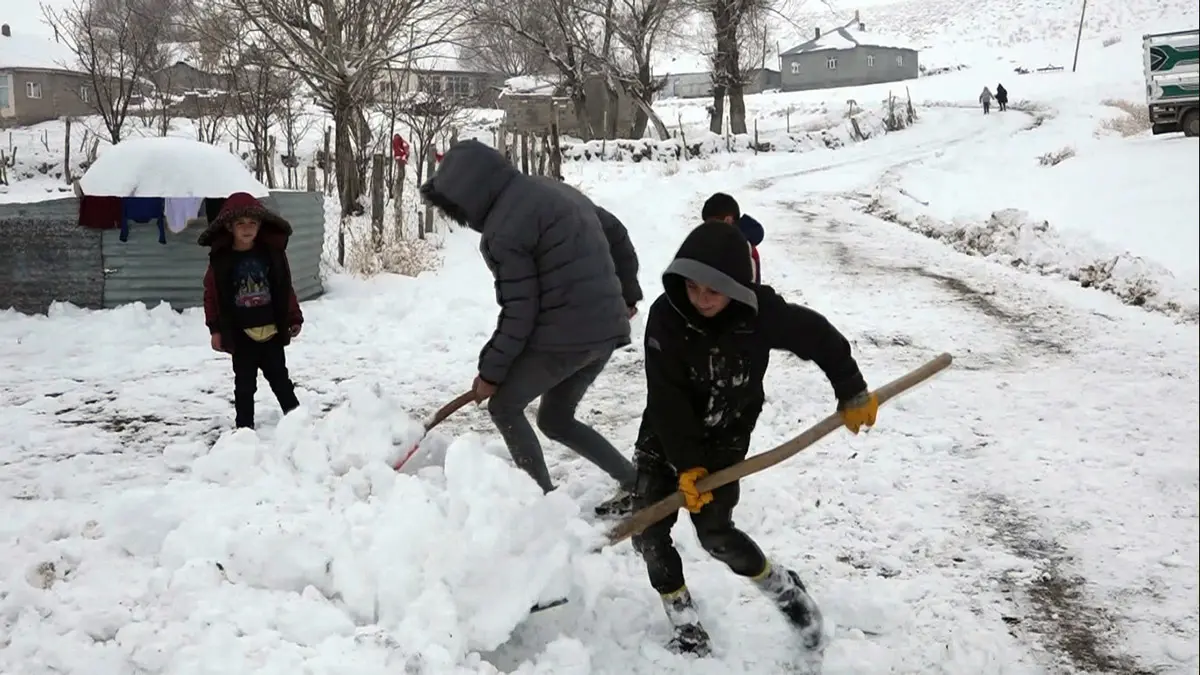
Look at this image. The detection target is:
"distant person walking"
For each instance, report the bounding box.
[979,86,994,114]
[995,83,1008,111]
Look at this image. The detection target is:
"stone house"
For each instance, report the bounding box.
[779,17,919,92]
[0,24,96,126]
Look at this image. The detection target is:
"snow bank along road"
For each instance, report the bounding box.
[0,106,1195,675]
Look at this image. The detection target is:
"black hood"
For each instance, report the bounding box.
[663,220,758,327]
[418,139,519,232]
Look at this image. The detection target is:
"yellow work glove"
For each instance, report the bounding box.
[678,467,714,513]
[838,390,879,434]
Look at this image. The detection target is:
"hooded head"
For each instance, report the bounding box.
[419,139,520,232]
[197,192,292,251]
[663,220,758,328]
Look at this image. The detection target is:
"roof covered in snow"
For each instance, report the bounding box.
[0,28,82,72]
[782,24,917,56]
[79,137,269,198]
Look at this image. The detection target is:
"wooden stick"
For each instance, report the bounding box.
[603,352,954,547]
[393,390,476,471]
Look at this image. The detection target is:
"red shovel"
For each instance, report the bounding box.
[393,391,476,471]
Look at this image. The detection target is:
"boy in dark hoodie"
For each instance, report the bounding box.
[701,192,764,284]
[631,220,877,657]
[200,192,303,430]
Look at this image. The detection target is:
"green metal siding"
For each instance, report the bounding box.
[100,190,326,309]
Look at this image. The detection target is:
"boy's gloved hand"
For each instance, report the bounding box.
[838,390,878,434]
[678,467,714,513]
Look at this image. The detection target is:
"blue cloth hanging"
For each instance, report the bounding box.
[119,197,167,244]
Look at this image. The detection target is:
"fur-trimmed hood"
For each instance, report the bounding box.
[197,192,293,250]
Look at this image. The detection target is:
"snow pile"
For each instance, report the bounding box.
[0,385,593,675]
[560,103,907,163]
[78,137,270,198]
[866,192,1200,321]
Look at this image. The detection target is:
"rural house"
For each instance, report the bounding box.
[498,74,638,141]
[0,24,95,126]
[661,67,781,99]
[779,16,919,92]
[376,49,507,109]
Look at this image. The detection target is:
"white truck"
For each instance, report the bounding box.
[1143,29,1200,137]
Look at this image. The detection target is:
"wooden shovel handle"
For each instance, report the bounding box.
[426,390,477,431]
[603,352,954,547]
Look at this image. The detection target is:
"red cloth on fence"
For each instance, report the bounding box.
[78,196,122,229]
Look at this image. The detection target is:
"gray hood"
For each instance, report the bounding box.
[419,139,520,232]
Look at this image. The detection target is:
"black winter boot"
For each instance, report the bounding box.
[593,488,634,518]
[660,586,712,656]
[753,562,827,651]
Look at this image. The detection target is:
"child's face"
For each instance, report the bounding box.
[230,216,260,246]
[685,279,731,318]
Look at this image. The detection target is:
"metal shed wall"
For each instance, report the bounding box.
[0,190,325,315]
[0,198,104,314]
[99,191,326,310]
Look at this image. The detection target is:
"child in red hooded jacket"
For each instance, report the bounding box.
[200,192,303,429]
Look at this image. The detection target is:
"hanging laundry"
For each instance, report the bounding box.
[203,197,226,224]
[78,196,122,230]
[164,197,204,234]
[120,197,166,244]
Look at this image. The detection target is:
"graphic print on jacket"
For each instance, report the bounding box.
[636,220,867,473]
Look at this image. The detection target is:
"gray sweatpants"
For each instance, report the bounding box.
[487,347,636,493]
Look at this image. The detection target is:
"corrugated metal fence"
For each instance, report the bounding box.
[0,191,325,315]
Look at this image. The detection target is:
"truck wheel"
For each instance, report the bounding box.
[1184,109,1200,137]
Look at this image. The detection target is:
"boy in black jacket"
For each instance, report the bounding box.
[631,221,878,657]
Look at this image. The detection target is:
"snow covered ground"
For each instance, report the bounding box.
[2,101,1197,674]
[2,2,1199,673]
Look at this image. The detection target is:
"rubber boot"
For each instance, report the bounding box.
[753,562,826,651]
[661,586,712,656]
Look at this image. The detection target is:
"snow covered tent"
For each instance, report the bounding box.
[0,138,325,315]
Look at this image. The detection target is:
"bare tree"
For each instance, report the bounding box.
[278,85,317,189]
[215,0,466,217]
[697,0,770,135]
[458,23,551,77]
[474,0,600,139]
[229,46,294,187]
[604,0,685,138]
[42,0,176,143]
[394,91,468,187]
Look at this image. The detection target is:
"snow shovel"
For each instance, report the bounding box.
[392,390,477,471]
[601,352,955,549]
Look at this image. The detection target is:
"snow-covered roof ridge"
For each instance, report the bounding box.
[78,136,269,198]
[782,20,917,56]
[0,27,83,72]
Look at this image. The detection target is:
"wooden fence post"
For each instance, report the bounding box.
[394,160,406,239]
[370,153,385,248]
[306,166,317,192]
[422,146,435,239]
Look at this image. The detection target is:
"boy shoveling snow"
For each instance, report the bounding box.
[630,220,878,657]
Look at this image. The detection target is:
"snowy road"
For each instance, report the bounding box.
[1,107,1196,675]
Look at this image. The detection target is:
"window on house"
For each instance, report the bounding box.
[897,55,904,66]
[0,78,10,108]
[445,75,471,98]
[417,75,441,94]
[790,62,801,74]
[79,85,89,102]
[867,54,875,67]
[827,57,837,70]
[26,81,43,99]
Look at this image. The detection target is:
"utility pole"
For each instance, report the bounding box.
[1072,0,1089,72]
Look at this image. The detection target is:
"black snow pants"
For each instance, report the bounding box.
[631,452,767,595]
[231,332,298,429]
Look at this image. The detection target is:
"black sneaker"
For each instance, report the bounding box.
[593,489,634,518]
